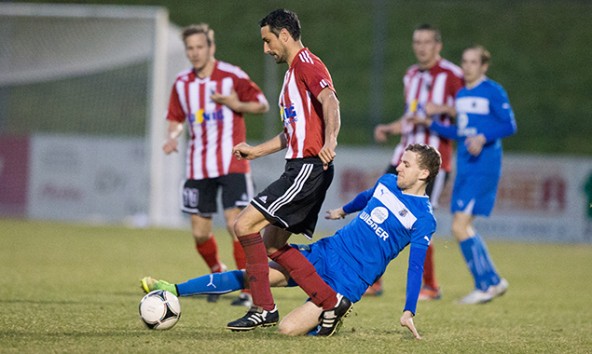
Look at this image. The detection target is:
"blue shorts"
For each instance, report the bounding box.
[287,238,368,303]
[451,173,500,217]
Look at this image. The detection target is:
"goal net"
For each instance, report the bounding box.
[0,3,187,227]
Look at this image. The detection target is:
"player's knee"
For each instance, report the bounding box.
[225,220,236,236]
[277,320,306,336]
[233,219,246,237]
[451,221,468,241]
[450,224,462,239]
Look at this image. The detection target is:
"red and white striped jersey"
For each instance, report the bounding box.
[279,48,335,159]
[167,60,268,180]
[390,59,463,172]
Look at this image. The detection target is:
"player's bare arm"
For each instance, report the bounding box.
[317,87,340,168]
[211,89,269,114]
[400,310,422,340]
[374,119,403,143]
[325,207,346,220]
[163,121,184,154]
[233,132,287,160]
[425,101,456,117]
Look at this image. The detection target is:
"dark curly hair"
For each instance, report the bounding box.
[259,9,301,41]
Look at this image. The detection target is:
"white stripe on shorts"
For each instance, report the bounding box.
[268,163,313,215]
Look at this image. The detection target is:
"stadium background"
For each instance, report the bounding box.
[1,0,591,242]
[1,3,591,352]
[4,0,591,153]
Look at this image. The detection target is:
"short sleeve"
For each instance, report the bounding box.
[410,216,437,250]
[297,62,334,99]
[166,84,186,123]
[235,77,268,105]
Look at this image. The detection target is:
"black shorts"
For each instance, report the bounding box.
[181,173,254,217]
[385,164,449,208]
[251,157,333,239]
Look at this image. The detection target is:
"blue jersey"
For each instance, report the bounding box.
[430,78,517,176]
[327,174,436,313]
[178,173,436,315]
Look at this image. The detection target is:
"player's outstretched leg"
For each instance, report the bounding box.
[226,305,279,331]
[316,294,353,336]
[206,263,227,303]
[194,233,227,303]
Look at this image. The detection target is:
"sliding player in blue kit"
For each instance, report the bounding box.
[141,143,442,338]
[415,45,517,304]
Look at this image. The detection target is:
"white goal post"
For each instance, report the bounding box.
[0,3,187,227]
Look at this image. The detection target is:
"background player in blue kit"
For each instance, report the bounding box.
[416,45,517,304]
[141,143,442,338]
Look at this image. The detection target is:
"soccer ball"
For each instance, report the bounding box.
[139,290,181,330]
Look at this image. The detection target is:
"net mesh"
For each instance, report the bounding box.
[0,4,187,225]
[0,15,155,136]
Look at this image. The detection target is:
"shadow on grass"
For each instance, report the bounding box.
[0,299,100,305]
[0,327,300,341]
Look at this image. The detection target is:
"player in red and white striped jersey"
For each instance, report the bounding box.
[228,9,350,336]
[164,23,269,307]
[277,48,335,160]
[373,24,463,300]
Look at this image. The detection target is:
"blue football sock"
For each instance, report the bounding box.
[459,237,489,291]
[474,234,501,286]
[176,269,245,297]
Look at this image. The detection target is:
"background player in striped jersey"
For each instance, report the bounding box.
[372,24,463,299]
[163,23,269,307]
[416,45,517,304]
[142,143,442,339]
[227,9,349,336]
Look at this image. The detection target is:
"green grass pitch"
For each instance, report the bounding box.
[1,219,591,353]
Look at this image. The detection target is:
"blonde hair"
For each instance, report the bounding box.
[182,23,215,46]
[465,44,491,65]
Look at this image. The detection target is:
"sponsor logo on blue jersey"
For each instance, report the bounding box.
[359,209,390,241]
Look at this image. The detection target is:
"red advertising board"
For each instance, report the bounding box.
[0,135,29,216]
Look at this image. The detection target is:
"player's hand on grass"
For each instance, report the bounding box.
[400,310,421,340]
[325,208,346,220]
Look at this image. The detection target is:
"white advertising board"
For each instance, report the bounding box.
[27,134,149,223]
[25,135,592,244]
